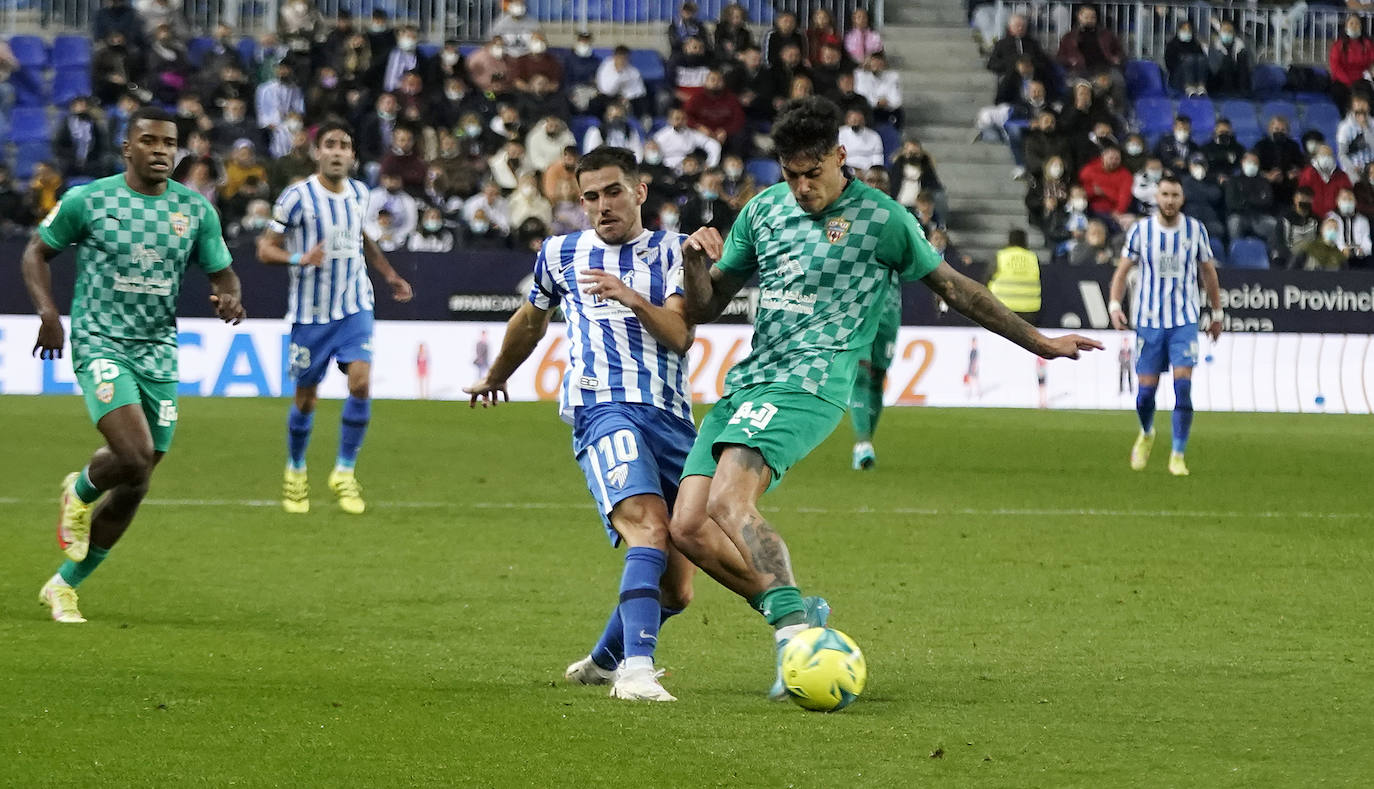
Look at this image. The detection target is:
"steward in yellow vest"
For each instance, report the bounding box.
[988,229,1042,324]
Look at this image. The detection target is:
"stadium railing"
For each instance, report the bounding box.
[3,0,884,43]
[993,0,1352,68]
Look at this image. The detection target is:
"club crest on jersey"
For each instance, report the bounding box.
[95,382,115,404]
[825,217,851,243]
[170,212,189,237]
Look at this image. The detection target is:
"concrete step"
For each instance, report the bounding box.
[905,123,981,143]
[885,6,972,26]
[884,23,978,42]
[948,210,1028,232]
[936,160,1023,182]
[922,140,1014,165]
[942,226,1034,249]
[957,195,1033,216]
[903,69,997,91]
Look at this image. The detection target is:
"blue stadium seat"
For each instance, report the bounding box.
[1252,64,1287,100]
[187,36,215,68]
[746,157,781,185]
[1294,67,1331,103]
[9,106,48,143]
[1135,97,1174,137]
[569,114,599,147]
[10,68,47,107]
[1209,236,1227,266]
[1302,101,1341,136]
[14,141,51,179]
[53,68,91,105]
[1125,60,1165,98]
[458,44,479,58]
[1221,99,1261,146]
[51,35,91,70]
[66,175,95,188]
[629,49,665,83]
[418,43,440,60]
[8,35,48,69]
[874,122,900,163]
[1259,100,1299,129]
[1227,238,1270,269]
[1178,96,1216,140]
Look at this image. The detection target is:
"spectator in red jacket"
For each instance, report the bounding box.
[1078,144,1135,227]
[1329,15,1374,113]
[684,68,750,156]
[1298,144,1355,217]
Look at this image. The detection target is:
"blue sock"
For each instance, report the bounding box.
[1136,384,1158,434]
[592,604,685,670]
[336,396,371,470]
[58,545,110,588]
[287,406,313,471]
[1172,379,1194,454]
[620,547,667,660]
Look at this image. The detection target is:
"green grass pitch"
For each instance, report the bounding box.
[2,395,1373,787]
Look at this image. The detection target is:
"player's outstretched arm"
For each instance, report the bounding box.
[208,267,247,325]
[362,235,413,303]
[1199,258,1223,341]
[681,227,746,324]
[578,269,695,354]
[20,233,66,359]
[256,227,325,267]
[463,301,554,408]
[922,262,1104,360]
[1108,257,1135,330]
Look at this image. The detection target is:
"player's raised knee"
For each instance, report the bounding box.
[705,489,755,532]
[113,442,156,485]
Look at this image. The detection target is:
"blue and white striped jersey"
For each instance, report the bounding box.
[529,228,692,423]
[269,174,376,325]
[1121,215,1212,329]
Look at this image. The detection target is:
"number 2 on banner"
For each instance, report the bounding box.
[894,339,935,405]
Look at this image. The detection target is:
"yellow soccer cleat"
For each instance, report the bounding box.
[1129,430,1155,471]
[1168,451,1190,477]
[282,468,310,514]
[38,579,87,624]
[57,471,94,561]
[328,468,366,515]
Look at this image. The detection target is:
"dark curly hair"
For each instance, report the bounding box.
[575,146,641,183]
[772,96,842,163]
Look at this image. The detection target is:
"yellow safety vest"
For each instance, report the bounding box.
[988,246,1041,313]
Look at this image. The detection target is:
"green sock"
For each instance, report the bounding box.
[749,586,806,627]
[74,466,102,504]
[867,369,886,436]
[58,545,110,588]
[850,366,875,441]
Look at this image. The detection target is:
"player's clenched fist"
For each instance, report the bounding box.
[683,227,724,262]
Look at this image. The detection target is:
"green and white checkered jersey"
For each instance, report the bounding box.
[715,178,942,406]
[39,174,232,382]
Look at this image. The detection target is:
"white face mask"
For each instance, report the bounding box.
[1146,168,1163,182]
[509,3,526,16]
[398,36,417,51]
[1307,140,1320,155]
[530,40,547,54]
[1126,142,1144,156]
[1339,200,1357,215]
[574,43,593,57]
[519,184,536,196]
[1070,197,1087,212]
[464,123,481,136]
[724,165,743,178]
[442,51,459,65]
[1178,30,1193,42]
[1190,165,1206,180]
[490,45,505,59]
[644,150,662,165]
[1047,164,1063,178]
[1242,162,1259,177]
[1174,129,1190,144]
[660,211,679,229]
[424,220,443,232]
[446,90,462,100]
[1349,26,1362,37]
[1317,155,1336,171]
[471,220,489,233]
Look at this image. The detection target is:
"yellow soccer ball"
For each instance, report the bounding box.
[779,627,867,711]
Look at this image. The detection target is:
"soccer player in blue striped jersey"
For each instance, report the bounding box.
[464,147,697,702]
[256,121,413,514]
[1109,176,1223,476]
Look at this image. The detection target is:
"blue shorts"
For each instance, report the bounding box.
[1135,324,1199,375]
[288,311,375,387]
[573,402,697,547]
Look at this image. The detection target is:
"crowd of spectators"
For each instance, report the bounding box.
[977,5,1372,270]
[1,0,917,255]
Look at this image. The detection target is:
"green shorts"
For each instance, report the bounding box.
[77,357,179,452]
[682,382,846,489]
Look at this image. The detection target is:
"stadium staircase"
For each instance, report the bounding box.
[885,0,1023,261]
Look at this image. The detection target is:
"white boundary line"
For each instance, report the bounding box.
[0,497,1365,520]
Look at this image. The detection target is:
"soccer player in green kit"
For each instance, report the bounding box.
[668,97,1103,698]
[22,107,246,623]
[850,165,899,470]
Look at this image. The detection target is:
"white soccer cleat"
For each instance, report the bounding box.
[1130,430,1155,471]
[1168,451,1190,476]
[38,579,86,623]
[565,655,616,686]
[610,665,677,702]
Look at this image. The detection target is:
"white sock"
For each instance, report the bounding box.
[775,623,807,643]
[622,656,653,673]
[49,572,70,588]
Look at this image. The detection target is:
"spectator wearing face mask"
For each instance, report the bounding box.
[468,37,516,95]
[463,180,512,236]
[721,154,758,209]
[1207,21,1251,96]
[1225,152,1277,242]
[565,33,602,112]
[1045,184,1091,261]
[1182,153,1226,242]
[491,1,542,58]
[380,24,428,92]
[1165,22,1208,97]
[680,167,736,234]
[669,1,709,55]
[381,125,428,196]
[256,61,305,157]
[508,172,553,229]
[582,104,644,158]
[838,109,886,171]
[1201,119,1245,178]
[1327,187,1373,266]
[409,206,456,253]
[526,116,577,172]
[1154,116,1197,174]
[366,173,420,240]
[489,140,535,190]
[1299,143,1354,217]
[1132,158,1166,213]
[1277,187,1320,268]
[1299,217,1351,270]
[1256,115,1305,205]
[1026,154,1070,227]
[1337,95,1374,177]
[514,33,562,92]
[54,97,114,178]
[1069,219,1115,265]
[1023,112,1073,182]
[364,208,407,252]
[1119,133,1148,173]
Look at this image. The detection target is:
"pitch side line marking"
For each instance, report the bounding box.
[0,497,1365,520]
